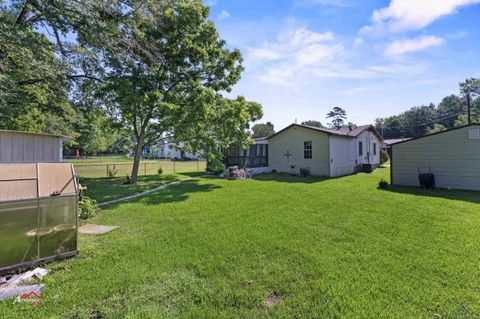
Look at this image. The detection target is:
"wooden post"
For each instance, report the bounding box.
[106,164,109,178]
[197,158,199,171]
[173,160,176,173]
[144,162,147,176]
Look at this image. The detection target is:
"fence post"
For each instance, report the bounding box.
[197,158,199,171]
[173,160,176,173]
[106,164,109,178]
[144,162,147,176]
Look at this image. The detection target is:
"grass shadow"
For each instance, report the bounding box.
[384,185,480,204]
[81,172,206,203]
[103,179,221,209]
[253,173,330,184]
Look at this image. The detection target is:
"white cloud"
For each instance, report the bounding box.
[249,47,282,61]
[385,35,444,56]
[244,23,429,87]
[353,37,363,46]
[217,10,230,20]
[362,0,480,34]
[246,27,343,86]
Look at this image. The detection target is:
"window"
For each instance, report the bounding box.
[359,142,363,156]
[304,141,312,159]
[373,143,377,155]
[469,128,480,140]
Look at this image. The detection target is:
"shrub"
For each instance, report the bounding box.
[79,196,98,220]
[158,167,163,175]
[380,150,390,165]
[107,165,118,179]
[206,154,225,174]
[299,167,310,177]
[378,179,389,189]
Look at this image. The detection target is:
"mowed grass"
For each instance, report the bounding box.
[67,156,206,178]
[2,168,480,318]
[81,172,205,203]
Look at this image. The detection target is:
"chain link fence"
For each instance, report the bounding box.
[73,160,206,178]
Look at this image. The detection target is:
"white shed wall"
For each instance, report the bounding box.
[0,131,63,162]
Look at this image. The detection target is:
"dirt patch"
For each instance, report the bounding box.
[265,292,282,308]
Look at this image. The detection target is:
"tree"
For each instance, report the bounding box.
[0,10,75,135]
[3,1,262,182]
[326,107,347,129]
[428,123,446,134]
[460,78,480,98]
[252,122,274,138]
[301,120,324,128]
[94,0,262,182]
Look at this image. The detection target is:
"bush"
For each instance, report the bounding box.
[378,179,389,189]
[79,196,98,220]
[206,155,225,174]
[380,150,390,165]
[107,165,118,179]
[158,167,163,175]
[299,167,310,177]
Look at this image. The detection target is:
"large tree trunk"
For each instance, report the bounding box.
[130,133,145,184]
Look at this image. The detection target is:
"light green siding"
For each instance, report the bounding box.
[392,124,480,190]
[268,126,330,176]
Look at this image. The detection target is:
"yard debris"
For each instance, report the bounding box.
[79,224,119,235]
[265,292,282,308]
[0,267,50,301]
[222,166,253,180]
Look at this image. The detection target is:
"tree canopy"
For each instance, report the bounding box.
[326,107,347,129]
[301,120,325,128]
[1,0,262,182]
[375,79,479,139]
[252,122,275,138]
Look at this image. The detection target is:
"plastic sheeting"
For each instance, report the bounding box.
[0,163,78,272]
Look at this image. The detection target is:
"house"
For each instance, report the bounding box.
[146,141,203,160]
[222,137,269,171]
[267,124,383,177]
[390,123,480,191]
[381,138,411,150]
[0,130,70,162]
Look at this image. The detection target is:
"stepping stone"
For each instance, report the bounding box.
[79,224,119,235]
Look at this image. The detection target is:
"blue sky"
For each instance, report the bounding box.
[207,0,480,129]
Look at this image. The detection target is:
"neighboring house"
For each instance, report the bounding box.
[149,141,203,160]
[267,124,383,177]
[0,130,70,162]
[223,137,269,169]
[391,123,480,191]
[381,138,411,150]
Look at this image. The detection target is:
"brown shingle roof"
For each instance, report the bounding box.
[268,123,383,140]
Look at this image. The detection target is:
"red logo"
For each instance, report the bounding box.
[15,291,41,305]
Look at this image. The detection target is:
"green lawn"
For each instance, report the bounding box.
[2,168,480,318]
[67,157,206,179]
[81,172,205,203]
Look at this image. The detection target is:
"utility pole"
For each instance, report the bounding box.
[467,93,472,124]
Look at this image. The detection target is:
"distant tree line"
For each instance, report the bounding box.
[375,78,480,139]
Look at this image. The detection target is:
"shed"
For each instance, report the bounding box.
[390,123,480,191]
[0,130,70,163]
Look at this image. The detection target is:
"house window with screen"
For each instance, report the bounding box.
[373,143,377,155]
[304,141,312,159]
[359,142,363,156]
[469,128,480,140]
